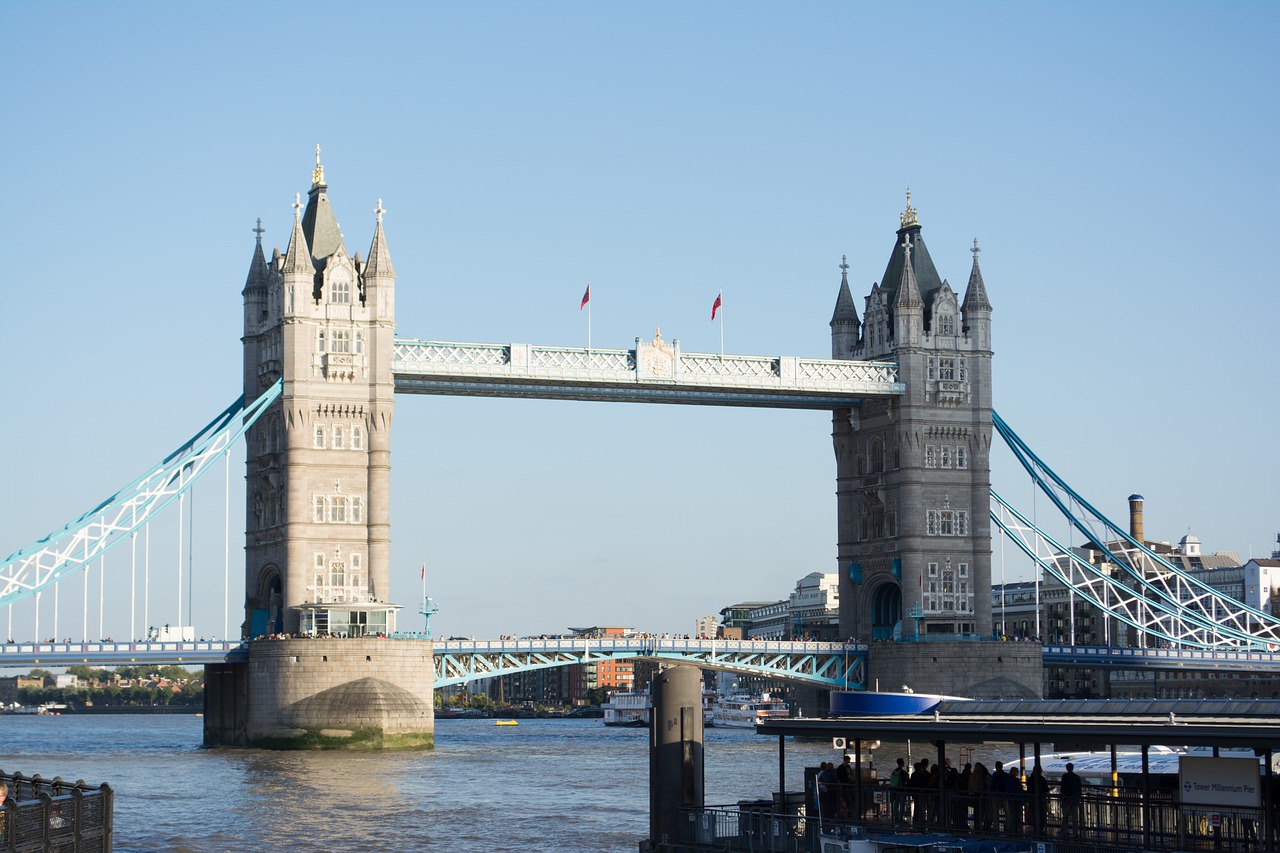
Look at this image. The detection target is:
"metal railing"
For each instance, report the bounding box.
[0,771,113,853]
[675,780,1274,852]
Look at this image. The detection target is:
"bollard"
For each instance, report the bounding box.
[649,665,704,848]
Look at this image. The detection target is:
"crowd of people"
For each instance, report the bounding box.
[814,754,1079,837]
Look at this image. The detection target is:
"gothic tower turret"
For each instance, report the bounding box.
[832,194,995,645]
[241,148,398,637]
[830,256,861,359]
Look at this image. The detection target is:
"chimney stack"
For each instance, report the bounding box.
[1128,494,1145,543]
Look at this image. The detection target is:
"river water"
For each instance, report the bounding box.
[0,715,878,852]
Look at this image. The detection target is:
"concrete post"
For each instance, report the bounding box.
[649,666,704,847]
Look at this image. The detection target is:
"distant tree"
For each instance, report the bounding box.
[28,668,54,681]
[587,688,608,706]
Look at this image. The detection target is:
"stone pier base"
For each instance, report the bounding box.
[868,641,1042,699]
[204,637,434,749]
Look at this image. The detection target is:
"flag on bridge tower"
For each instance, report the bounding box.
[580,282,591,310]
[420,564,425,581]
[711,291,722,320]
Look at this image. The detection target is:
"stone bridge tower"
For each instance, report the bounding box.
[831,195,994,644]
[830,197,1038,697]
[827,196,1042,697]
[206,150,433,749]
[240,149,398,638]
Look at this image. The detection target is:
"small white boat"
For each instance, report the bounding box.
[711,692,789,728]
[602,689,717,727]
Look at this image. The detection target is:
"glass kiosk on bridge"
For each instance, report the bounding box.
[297,598,401,638]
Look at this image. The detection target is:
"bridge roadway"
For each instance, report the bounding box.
[5,641,1277,680]
[391,339,905,408]
[0,637,869,689]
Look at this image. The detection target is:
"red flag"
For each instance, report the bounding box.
[580,283,591,310]
[420,565,425,581]
[711,291,722,320]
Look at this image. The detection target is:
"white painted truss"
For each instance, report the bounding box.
[430,636,868,689]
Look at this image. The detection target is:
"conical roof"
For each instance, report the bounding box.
[242,218,270,295]
[893,235,923,309]
[962,238,992,311]
[301,147,346,264]
[281,194,315,276]
[830,255,860,326]
[364,200,395,279]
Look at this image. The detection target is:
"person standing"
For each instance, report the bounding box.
[1029,764,1050,837]
[889,757,908,825]
[835,754,856,819]
[990,760,1011,831]
[1060,762,1083,837]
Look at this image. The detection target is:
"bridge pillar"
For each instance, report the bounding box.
[221,151,433,748]
[831,198,1006,694]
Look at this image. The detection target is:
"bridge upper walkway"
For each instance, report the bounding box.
[392,339,904,408]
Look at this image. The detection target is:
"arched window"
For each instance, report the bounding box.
[869,439,884,473]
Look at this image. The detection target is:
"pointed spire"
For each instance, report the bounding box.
[243,218,270,294]
[962,237,992,311]
[830,254,860,326]
[364,198,396,279]
[894,234,923,310]
[311,144,326,189]
[281,193,315,275]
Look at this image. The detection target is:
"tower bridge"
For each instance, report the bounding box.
[4,153,1278,747]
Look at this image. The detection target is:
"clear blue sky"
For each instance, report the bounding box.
[1,2,1276,643]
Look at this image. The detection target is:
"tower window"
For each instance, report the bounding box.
[956,446,968,469]
[316,329,325,353]
[313,496,327,523]
[352,425,364,450]
[331,329,351,353]
[333,426,345,450]
[938,358,957,381]
[938,314,955,335]
[331,496,349,523]
[925,445,936,468]
[331,277,351,304]
[314,424,325,449]
[940,446,952,468]
[351,496,364,524]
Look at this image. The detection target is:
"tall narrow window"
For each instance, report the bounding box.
[314,424,325,449]
[956,446,968,469]
[351,496,364,524]
[355,331,364,354]
[940,446,952,468]
[313,496,326,523]
[330,560,346,588]
[331,276,351,304]
[333,426,345,450]
[331,496,349,523]
[316,329,325,353]
[925,445,936,468]
[351,425,364,450]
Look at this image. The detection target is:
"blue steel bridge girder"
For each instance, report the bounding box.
[431,638,867,689]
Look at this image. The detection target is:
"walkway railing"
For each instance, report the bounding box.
[0,771,113,853]
[676,780,1274,852]
[392,338,904,408]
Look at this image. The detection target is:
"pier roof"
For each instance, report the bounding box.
[756,698,1280,751]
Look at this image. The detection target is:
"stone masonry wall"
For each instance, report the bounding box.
[869,641,1042,699]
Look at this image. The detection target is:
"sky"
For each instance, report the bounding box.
[1,1,1276,646]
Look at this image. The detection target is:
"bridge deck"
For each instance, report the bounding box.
[392,339,904,408]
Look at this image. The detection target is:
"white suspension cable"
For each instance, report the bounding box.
[130,530,137,641]
[177,476,184,630]
[144,524,150,639]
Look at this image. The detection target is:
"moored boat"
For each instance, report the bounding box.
[711,692,789,728]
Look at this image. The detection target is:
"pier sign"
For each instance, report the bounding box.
[1178,756,1261,808]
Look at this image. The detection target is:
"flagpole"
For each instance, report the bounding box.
[719,290,724,357]
[587,280,592,352]
[421,564,427,634]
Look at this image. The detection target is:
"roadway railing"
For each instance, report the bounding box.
[0,640,246,666]
[1042,644,1280,670]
